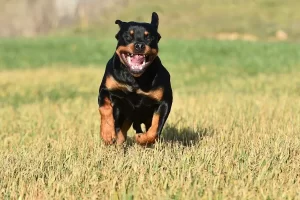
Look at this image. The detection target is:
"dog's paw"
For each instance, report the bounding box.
[135,132,157,145]
[116,133,126,145]
[101,130,117,145]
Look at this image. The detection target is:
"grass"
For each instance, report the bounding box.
[1,37,300,199]
[1,37,300,71]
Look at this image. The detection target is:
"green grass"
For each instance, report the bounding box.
[1,37,300,199]
[1,37,300,72]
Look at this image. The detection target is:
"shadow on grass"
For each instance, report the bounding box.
[124,124,214,148]
[160,125,214,146]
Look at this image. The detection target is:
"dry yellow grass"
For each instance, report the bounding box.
[1,67,300,199]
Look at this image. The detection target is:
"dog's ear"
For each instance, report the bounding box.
[115,20,123,40]
[151,12,159,30]
[115,19,123,28]
[157,33,161,42]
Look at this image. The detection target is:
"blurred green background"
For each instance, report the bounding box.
[1,0,299,40]
[0,0,299,71]
[1,0,300,115]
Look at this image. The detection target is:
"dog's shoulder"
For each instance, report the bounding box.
[151,57,171,86]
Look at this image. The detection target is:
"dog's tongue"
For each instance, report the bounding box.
[131,55,144,65]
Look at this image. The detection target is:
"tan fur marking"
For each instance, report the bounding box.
[99,97,116,144]
[116,120,132,145]
[130,30,134,35]
[136,87,164,101]
[144,31,149,36]
[115,43,135,65]
[105,75,132,91]
[144,45,158,58]
[135,114,160,145]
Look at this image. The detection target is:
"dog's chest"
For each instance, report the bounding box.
[111,86,160,108]
[105,75,162,107]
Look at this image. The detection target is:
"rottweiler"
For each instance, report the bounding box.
[98,12,173,145]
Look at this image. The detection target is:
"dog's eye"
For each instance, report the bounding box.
[145,35,153,42]
[124,35,132,41]
[122,31,134,42]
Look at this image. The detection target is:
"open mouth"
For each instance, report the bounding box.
[121,53,153,75]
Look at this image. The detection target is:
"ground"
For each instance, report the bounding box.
[0,38,300,199]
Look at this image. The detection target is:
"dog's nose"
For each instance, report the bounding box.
[134,42,145,52]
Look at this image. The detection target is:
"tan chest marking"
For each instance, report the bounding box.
[106,75,164,101]
[136,87,164,101]
[105,75,133,92]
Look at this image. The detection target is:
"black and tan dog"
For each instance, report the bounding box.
[98,12,172,145]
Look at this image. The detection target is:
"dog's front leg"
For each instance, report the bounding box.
[135,102,171,145]
[98,90,117,145]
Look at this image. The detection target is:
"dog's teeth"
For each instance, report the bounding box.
[143,59,146,65]
[131,54,133,57]
[127,56,131,64]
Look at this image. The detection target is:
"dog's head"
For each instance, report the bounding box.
[115,12,161,77]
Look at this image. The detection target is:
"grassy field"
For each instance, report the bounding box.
[1,37,300,199]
